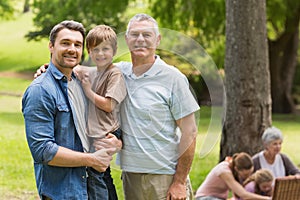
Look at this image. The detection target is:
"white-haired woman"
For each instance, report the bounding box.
[252,126,300,178]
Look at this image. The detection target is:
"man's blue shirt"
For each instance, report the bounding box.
[22,63,87,200]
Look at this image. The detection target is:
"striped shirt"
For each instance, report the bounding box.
[116,56,200,174]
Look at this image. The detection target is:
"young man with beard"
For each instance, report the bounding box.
[22,20,114,200]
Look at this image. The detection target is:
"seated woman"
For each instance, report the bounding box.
[194,152,271,200]
[252,126,300,178]
[242,169,274,197]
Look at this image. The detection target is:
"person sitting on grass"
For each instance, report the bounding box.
[234,169,274,199]
[252,126,300,178]
[194,152,271,200]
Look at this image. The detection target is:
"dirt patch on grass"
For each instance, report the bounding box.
[0,71,33,97]
[2,191,39,200]
[0,71,34,80]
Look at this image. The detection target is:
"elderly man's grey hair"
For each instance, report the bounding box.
[262,126,283,145]
[126,13,160,36]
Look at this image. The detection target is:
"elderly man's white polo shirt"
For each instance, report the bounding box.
[116,56,199,174]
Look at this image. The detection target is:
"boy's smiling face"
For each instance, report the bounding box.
[89,41,114,70]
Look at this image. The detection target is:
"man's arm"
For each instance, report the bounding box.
[23,80,114,173]
[48,146,114,172]
[34,64,96,79]
[167,113,197,200]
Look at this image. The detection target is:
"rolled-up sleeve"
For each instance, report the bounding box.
[22,84,59,164]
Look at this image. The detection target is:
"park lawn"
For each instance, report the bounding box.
[0,12,49,72]
[1,76,300,199]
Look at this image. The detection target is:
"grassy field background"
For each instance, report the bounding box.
[0,12,49,73]
[1,11,300,200]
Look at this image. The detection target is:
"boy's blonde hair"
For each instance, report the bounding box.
[86,25,117,54]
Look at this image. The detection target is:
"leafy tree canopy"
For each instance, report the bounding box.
[151,0,225,39]
[26,0,130,41]
[150,0,299,68]
[0,0,15,19]
[266,0,300,40]
[150,0,226,68]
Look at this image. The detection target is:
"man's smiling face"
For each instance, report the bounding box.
[49,28,83,70]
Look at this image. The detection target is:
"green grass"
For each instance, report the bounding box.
[0,12,49,72]
[1,77,299,199]
[0,94,36,199]
[0,77,31,94]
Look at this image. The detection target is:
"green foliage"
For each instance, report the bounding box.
[266,0,300,40]
[150,0,299,69]
[150,0,300,110]
[0,0,15,19]
[151,0,225,38]
[150,0,226,68]
[26,0,131,41]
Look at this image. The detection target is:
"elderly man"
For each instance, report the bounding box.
[115,13,199,200]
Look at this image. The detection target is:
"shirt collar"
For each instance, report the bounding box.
[49,62,77,81]
[129,55,163,78]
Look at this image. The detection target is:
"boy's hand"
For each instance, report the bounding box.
[73,65,85,81]
[81,72,95,101]
[93,133,122,153]
[81,72,91,90]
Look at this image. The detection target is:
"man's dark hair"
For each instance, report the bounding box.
[49,20,86,47]
[49,20,86,61]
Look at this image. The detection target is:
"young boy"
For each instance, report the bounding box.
[76,25,127,200]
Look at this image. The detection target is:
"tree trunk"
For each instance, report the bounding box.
[269,7,300,114]
[221,0,272,161]
[23,0,30,13]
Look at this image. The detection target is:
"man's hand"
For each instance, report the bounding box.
[93,133,122,154]
[91,148,115,172]
[166,182,187,200]
[34,63,49,78]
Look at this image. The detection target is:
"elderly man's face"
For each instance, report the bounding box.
[125,20,160,60]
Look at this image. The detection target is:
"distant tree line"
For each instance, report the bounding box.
[2,0,298,114]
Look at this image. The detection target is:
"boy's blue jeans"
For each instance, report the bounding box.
[87,167,108,200]
[104,166,118,200]
[87,128,121,200]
